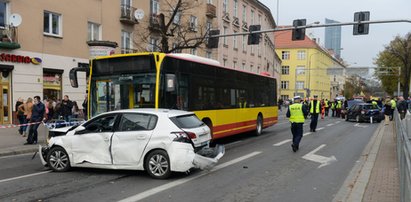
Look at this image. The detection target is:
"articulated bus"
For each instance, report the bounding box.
[70,52,278,139]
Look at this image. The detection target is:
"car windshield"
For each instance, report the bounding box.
[170,114,205,129]
[363,105,379,110]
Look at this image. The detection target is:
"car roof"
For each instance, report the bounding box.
[100,108,195,117]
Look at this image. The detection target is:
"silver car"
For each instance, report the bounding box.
[39,109,224,179]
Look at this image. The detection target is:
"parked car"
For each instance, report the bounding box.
[341,99,364,119]
[345,103,383,123]
[39,108,224,179]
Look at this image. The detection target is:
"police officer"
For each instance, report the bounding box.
[286,96,308,152]
[309,95,320,132]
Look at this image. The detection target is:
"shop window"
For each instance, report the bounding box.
[43,69,63,101]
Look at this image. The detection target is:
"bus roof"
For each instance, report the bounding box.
[166,53,221,66]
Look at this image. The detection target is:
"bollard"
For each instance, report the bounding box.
[370,117,373,124]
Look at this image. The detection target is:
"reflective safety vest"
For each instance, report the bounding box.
[310,100,320,114]
[336,100,342,109]
[289,103,305,123]
[372,101,378,107]
[390,99,396,109]
[324,101,329,108]
[331,102,335,109]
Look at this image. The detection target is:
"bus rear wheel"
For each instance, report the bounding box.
[255,115,263,136]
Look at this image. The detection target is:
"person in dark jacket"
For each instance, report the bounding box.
[286,96,308,152]
[82,94,88,120]
[15,98,24,135]
[397,96,408,120]
[25,96,45,145]
[61,95,73,122]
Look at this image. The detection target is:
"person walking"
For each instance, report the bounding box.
[309,95,320,132]
[286,96,308,152]
[25,96,45,145]
[61,95,73,123]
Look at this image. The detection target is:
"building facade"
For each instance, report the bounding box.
[0,0,279,124]
[324,18,342,59]
[274,30,346,101]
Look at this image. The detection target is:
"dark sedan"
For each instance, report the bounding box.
[345,103,383,123]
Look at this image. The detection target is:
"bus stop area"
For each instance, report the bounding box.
[0,115,404,201]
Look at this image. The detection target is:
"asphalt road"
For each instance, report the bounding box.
[0,113,379,202]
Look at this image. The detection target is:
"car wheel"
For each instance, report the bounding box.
[255,115,263,136]
[47,146,71,172]
[356,115,361,123]
[145,150,171,179]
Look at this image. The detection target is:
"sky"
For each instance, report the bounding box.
[259,0,411,67]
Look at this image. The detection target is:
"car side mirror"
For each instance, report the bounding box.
[74,125,86,135]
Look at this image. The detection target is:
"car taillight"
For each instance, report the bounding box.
[171,131,195,144]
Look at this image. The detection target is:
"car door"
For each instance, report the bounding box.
[347,104,357,119]
[70,114,118,165]
[111,113,157,165]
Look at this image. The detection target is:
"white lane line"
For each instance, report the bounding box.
[273,139,291,146]
[118,151,262,202]
[303,132,312,137]
[0,171,51,184]
[326,123,334,127]
[335,121,341,124]
[317,127,325,131]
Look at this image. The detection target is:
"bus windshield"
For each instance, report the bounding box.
[90,55,156,116]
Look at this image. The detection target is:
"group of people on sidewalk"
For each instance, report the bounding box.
[15,95,86,145]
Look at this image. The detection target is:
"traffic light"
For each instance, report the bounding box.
[206,30,220,49]
[292,19,306,41]
[247,25,261,45]
[353,11,370,35]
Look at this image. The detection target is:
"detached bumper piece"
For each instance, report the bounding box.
[193,144,225,170]
[39,145,49,166]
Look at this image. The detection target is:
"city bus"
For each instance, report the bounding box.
[70,52,278,139]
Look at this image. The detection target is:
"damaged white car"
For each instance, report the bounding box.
[39,109,224,179]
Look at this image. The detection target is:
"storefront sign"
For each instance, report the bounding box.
[89,46,116,58]
[0,53,42,65]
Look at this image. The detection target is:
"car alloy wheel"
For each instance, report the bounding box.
[145,150,171,179]
[47,147,71,172]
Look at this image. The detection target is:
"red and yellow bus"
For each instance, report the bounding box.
[70,52,278,139]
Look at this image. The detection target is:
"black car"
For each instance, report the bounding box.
[345,103,383,123]
[341,99,364,119]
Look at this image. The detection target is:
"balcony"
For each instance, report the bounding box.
[120,4,138,25]
[0,25,20,49]
[206,4,216,18]
[149,14,161,31]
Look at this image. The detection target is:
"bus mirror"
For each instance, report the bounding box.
[166,74,176,92]
[69,68,79,88]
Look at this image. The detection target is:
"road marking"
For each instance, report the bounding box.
[326,123,334,127]
[0,153,32,160]
[335,121,341,124]
[118,151,262,202]
[302,144,337,168]
[273,139,291,146]
[317,127,324,131]
[354,123,368,128]
[303,132,312,137]
[0,171,51,184]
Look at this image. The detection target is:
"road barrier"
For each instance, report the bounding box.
[394,109,411,202]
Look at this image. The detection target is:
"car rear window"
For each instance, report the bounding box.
[170,114,205,129]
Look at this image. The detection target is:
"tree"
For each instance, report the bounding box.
[344,75,363,98]
[134,0,212,53]
[374,33,411,98]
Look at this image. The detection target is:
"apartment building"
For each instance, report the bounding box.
[274,30,346,101]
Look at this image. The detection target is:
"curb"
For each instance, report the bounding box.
[0,147,38,158]
[333,122,385,202]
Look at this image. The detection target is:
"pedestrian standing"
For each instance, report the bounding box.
[25,96,45,145]
[46,99,55,121]
[286,96,308,152]
[384,97,392,124]
[397,96,407,120]
[335,99,342,118]
[82,94,88,120]
[324,99,329,117]
[72,101,81,119]
[15,98,24,135]
[331,100,336,117]
[309,95,320,132]
[20,97,33,137]
[61,95,73,123]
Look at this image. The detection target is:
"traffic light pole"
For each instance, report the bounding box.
[207,19,411,39]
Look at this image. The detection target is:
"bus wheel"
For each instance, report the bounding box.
[255,115,263,136]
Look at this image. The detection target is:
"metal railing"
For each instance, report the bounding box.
[394,109,411,202]
[0,25,18,43]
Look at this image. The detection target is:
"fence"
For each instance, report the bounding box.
[394,109,411,202]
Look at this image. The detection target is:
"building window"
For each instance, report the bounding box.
[0,2,8,27]
[207,0,213,4]
[233,0,238,17]
[281,66,289,75]
[296,81,304,89]
[297,50,306,60]
[281,81,289,89]
[44,11,62,36]
[250,10,254,25]
[242,35,246,52]
[43,69,63,101]
[242,5,247,22]
[258,14,262,25]
[151,0,160,15]
[121,31,132,53]
[223,0,228,13]
[191,48,197,55]
[233,31,238,49]
[206,51,212,58]
[148,37,159,52]
[223,26,228,46]
[282,51,290,60]
[223,58,227,66]
[189,15,198,31]
[242,62,246,70]
[87,22,101,41]
[173,11,181,25]
[296,66,305,75]
[233,61,237,69]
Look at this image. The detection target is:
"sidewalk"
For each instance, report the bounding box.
[0,124,47,157]
[333,121,400,202]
